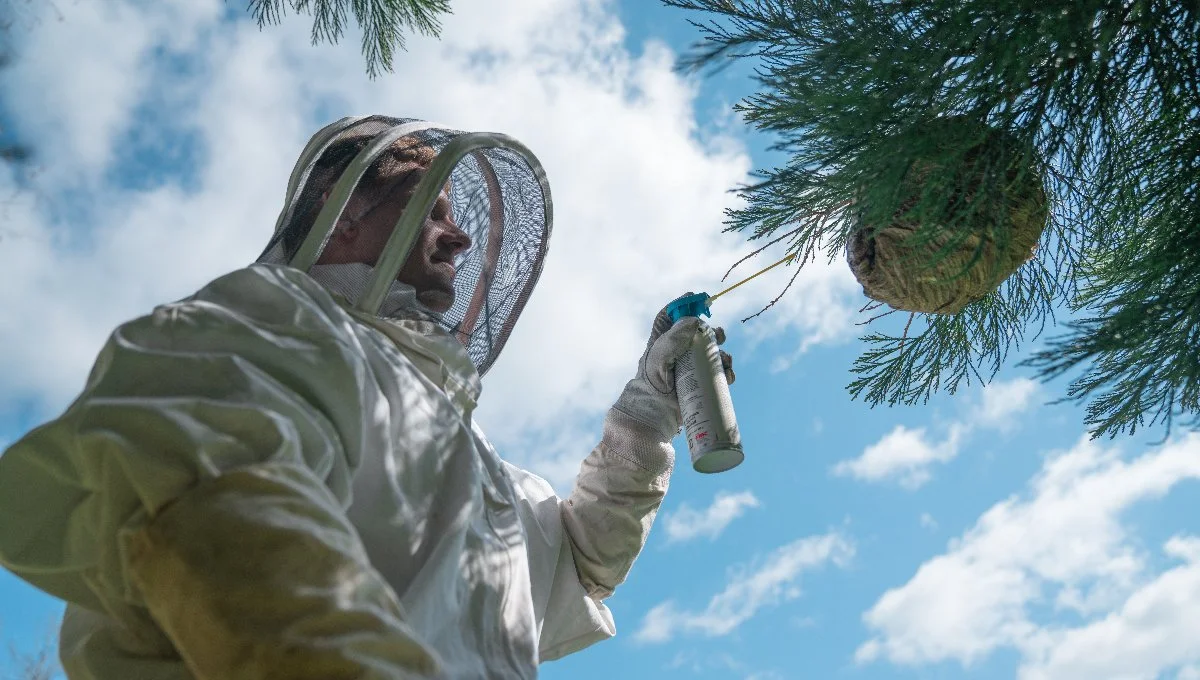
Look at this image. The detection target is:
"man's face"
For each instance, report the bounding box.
[393,190,470,313]
[320,171,472,313]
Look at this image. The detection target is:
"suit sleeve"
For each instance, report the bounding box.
[498,407,673,662]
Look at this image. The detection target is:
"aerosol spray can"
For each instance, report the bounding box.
[666,293,745,474]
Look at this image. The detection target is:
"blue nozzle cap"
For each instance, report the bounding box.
[666,292,712,323]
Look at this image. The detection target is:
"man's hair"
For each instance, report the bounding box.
[282,134,439,260]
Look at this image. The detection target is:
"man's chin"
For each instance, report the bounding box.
[416,289,455,313]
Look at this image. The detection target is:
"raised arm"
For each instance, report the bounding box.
[561,309,700,598]
[497,307,707,661]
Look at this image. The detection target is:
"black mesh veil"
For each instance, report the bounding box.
[256,116,553,377]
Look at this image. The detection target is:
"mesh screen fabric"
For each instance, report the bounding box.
[255,116,552,377]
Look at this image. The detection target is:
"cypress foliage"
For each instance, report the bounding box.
[664,0,1200,437]
[246,0,452,78]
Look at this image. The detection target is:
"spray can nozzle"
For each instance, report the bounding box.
[668,251,798,323]
[666,293,713,323]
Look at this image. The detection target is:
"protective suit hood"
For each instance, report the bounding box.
[256,116,553,376]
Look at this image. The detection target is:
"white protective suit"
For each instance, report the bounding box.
[0,118,703,679]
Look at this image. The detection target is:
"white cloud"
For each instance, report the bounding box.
[831,377,1040,489]
[978,378,1040,429]
[662,490,760,543]
[635,532,853,643]
[4,1,222,174]
[0,0,863,491]
[856,432,1200,679]
[1019,535,1200,680]
[919,513,938,531]
[832,425,964,489]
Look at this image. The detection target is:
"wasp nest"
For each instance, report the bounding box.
[846,117,1049,315]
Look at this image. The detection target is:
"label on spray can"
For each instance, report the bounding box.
[675,321,745,474]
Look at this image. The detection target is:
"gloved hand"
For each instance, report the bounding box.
[603,295,736,472]
[563,297,738,598]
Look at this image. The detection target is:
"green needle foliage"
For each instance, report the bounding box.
[664,0,1200,438]
[245,0,452,78]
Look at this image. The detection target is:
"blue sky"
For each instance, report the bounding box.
[2,1,1199,679]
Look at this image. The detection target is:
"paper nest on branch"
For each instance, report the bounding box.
[846,116,1049,315]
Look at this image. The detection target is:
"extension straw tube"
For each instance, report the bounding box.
[667,293,745,474]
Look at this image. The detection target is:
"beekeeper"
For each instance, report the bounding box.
[0,116,733,679]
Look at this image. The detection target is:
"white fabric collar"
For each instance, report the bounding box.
[306,262,443,323]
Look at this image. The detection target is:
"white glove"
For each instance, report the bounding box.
[612,308,698,442]
[601,295,735,473]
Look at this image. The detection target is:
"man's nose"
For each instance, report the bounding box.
[437,222,472,256]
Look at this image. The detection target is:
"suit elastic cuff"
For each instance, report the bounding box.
[602,407,675,478]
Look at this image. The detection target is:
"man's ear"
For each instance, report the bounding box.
[320,190,363,243]
[333,220,359,242]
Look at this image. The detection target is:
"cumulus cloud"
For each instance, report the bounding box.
[1019,535,1200,680]
[0,0,863,491]
[977,378,1041,429]
[662,490,760,544]
[635,532,853,643]
[855,432,1200,679]
[831,377,1040,489]
[832,424,965,489]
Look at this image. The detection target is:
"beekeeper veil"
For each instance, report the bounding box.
[257,116,552,377]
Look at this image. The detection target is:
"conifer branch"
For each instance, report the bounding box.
[666,0,1200,436]
[245,0,452,78]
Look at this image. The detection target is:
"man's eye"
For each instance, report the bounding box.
[431,200,450,221]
